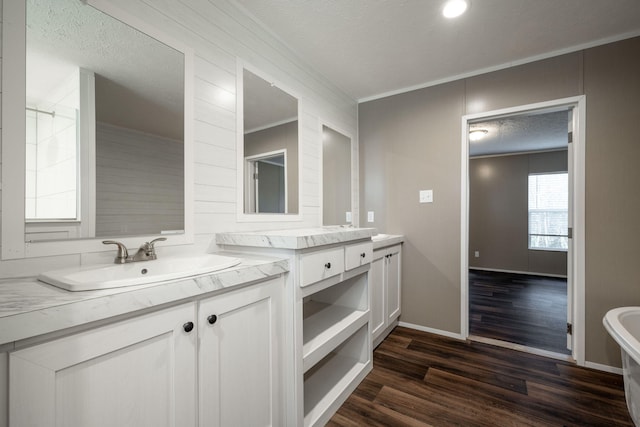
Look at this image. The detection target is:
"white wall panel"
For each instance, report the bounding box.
[194,56,236,94]
[194,143,235,168]
[194,121,236,150]
[194,184,236,203]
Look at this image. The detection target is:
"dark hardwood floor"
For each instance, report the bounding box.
[329,327,633,426]
[469,270,570,354]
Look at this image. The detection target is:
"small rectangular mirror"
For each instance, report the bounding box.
[242,68,299,215]
[322,125,352,225]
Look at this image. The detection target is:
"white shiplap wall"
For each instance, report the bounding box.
[0,0,359,277]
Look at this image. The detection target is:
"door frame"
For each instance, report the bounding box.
[459,95,586,366]
[244,149,288,214]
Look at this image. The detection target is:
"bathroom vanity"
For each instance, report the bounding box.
[0,255,288,427]
[0,228,399,427]
[217,227,376,427]
[371,234,404,348]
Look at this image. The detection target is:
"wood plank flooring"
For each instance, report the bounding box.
[469,270,569,354]
[328,327,633,426]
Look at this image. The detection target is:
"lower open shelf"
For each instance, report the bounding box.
[303,324,370,427]
[302,301,368,372]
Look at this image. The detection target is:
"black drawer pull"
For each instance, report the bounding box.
[207,314,218,325]
[360,252,366,258]
[183,321,194,333]
[325,262,331,269]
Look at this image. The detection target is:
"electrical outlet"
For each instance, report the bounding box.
[419,189,433,203]
[367,211,374,222]
[346,211,352,222]
[474,251,480,258]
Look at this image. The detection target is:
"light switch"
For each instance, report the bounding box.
[419,189,433,203]
[367,211,375,222]
[346,211,352,222]
[475,251,480,258]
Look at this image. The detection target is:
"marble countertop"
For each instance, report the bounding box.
[372,234,405,250]
[216,227,377,250]
[0,253,288,347]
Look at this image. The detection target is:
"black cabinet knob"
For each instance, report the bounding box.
[325,262,331,269]
[360,252,366,258]
[207,314,218,325]
[183,321,194,333]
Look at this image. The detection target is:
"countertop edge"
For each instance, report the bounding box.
[0,256,288,347]
[372,234,405,250]
[216,227,377,249]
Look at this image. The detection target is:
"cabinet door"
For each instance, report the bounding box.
[386,248,402,323]
[198,277,284,427]
[370,255,386,340]
[10,303,197,427]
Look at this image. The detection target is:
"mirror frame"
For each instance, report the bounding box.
[319,121,357,226]
[236,60,303,222]
[1,0,194,260]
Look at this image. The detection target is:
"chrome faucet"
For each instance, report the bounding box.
[103,238,167,264]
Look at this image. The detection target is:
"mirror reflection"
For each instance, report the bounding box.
[322,125,352,225]
[25,0,185,241]
[243,69,298,214]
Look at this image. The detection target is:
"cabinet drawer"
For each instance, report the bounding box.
[300,248,345,287]
[345,242,373,270]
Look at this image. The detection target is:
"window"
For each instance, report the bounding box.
[528,172,568,251]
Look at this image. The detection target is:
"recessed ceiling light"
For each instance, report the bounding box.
[442,0,469,18]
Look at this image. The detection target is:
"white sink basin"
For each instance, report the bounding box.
[371,233,390,241]
[38,254,242,292]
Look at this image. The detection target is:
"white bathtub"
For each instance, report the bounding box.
[604,306,640,426]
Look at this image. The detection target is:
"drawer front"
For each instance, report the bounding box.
[345,242,374,270]
[300,248,345,287]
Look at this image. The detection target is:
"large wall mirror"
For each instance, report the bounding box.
[322,125,352,226]
[239,67,300,217]
[2,0,194,259]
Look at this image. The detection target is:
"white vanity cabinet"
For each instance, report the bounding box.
[198,277,284,427]
[8,276,285,427]
[216,228,376,427]
[10,303,198,427]
[371,243,402,347]
[301,270,370,427]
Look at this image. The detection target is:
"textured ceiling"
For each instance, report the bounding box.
[469,110,568,157]
[234,0,640,101]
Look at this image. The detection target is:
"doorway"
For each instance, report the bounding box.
[461,96,586,365]
[245,150,287,213]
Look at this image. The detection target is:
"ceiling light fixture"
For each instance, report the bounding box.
[469,129,488,141]
[442,0,469,18]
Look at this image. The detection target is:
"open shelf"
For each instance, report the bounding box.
[302,301,368,372]
[302,272,368,372]
[303,324,370,427]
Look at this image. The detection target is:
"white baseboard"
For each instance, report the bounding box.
[584,361,623,375]
[469,267,567,279]
[398,321,465,340]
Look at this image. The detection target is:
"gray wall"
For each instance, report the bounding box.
[323,126,351,225]
[469,150,568,276]
[244,121,299,214]
[96,122,184,237]
[359,36,640,367]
